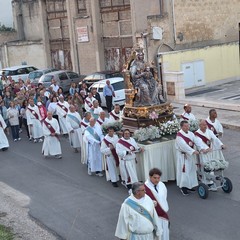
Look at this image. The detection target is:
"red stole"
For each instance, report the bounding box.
[205,120,217,135]
[118,138,136,151]
[97,119,103,125]
[181,114,189,120]
[145,184,169,221]
[85,98,93,108]
[103,138,119,167]
[177,132,194,148]
[194,131,211,147]
[57,102,68,113]
[110,111,119,120]
[81,121,88,127]
[43,119,59,141]
[0,121,2,128]
[28,107,39,120]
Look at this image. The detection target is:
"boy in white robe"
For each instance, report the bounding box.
[26,98,43,143]
[0,114,9,151]
[145,168,169,240]
[100,127,119,187]
[175,120,206,195]
[66,105,82,153]
[115,182,161,240]
[56,95,69,135]
[42,112,62,158]
[84,118,104,176]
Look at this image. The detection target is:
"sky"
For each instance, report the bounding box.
[0,0,13,27]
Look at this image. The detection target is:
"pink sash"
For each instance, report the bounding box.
[118,139,136,151]
[28,107,39,120]
[194,131,211,147]
[103,138,119,167]
[145,185,169,221]
[110,111,119,120]
[205,120,218,135]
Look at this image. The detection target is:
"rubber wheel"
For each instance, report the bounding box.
[198,183,209,199]
[222,177,233,193]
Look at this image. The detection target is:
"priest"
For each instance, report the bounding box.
[109,104,122,123]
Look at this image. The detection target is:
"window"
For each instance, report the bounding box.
[27,66,38,72]
[98,83,106,92]
[93,74,104,80]
[43,75,53,83]
[77,0,87,15]
[58,72,68,80]
[112,80,124,90]
[67,72,79,79]
[84,74,94,80]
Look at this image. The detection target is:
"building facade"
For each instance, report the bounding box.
[1,0,239,93]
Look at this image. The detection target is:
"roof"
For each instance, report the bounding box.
[91,77,124,85]
[2,65,36,70]
[89,71,121,75]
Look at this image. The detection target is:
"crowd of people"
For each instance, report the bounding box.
[0,72,227,240]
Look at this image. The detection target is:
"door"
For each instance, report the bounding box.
[182,61,205,89]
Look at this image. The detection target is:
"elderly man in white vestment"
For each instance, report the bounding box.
[195,120,226,190]
[56,95,69,136]
[26,98,43,143]
[90,100,103,120]
[175,120,207,196]
[0,114,9,151]
[116,129,144,192]
[96,111,109,127]
[100,127,119,187]
[42,112,62,159]
[115,182,161,240]
[145,168,169,240]
[109,104,122,123]
[180,104,196,121]
[84,92,96,112]
[84,118,104,176]
[66,105,82,153]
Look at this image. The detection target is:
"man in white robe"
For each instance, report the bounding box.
[42,112,62,158]
[205,109,223,137]
[96,111,109,127]
[100,127,119,187]
[175,120,206,195]
[56,95,69,136]
[80,112,91,164]
[115,182,161,240]
[116,129,144,191]
[84,92,96,112]
[109,104,122,123]
[195,120,226,189]
[145,168,169,240]
[180,104,196,121]
[66,105,82,153]
[90,100,103,120]
[26,98,43,143]
[0,114,9,151]
[84,118,104,176]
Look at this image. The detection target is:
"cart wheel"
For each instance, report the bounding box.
[198,183,209,199]
[222,177,233,193]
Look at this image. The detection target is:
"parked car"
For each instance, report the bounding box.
[82,71,123,87]
[1,65,38,82]
[28,68,58,86]
[89,77,125,107]
[39,70,85,92]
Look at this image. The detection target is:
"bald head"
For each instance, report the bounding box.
[99,111,106,120]
[89,117,96,127]
[69,105,76,113]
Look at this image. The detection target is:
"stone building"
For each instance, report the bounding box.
[1,0,239,96]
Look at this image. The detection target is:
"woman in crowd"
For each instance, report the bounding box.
[69,82,79,96]
[7,101,20,141]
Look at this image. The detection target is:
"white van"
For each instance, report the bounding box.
[90,77,125,107]
[1,65,38,82]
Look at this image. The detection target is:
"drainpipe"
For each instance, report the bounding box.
[159,0,163,16]
[172,0,177,43]
[4,44,9,67]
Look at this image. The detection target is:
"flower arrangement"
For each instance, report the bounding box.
[102,121,123,135]
[189,119,199,132]
[204,159,229,171]
[159,119,180,136]
[133,125,161,142]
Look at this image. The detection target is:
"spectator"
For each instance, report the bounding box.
[69,82,79,96]
[91,87,102,107]
[103,80,115,112]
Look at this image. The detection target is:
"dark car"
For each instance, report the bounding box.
[81,71,123,87]
[28,68,58,86]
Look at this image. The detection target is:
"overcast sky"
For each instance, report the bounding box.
[0,0,13,27]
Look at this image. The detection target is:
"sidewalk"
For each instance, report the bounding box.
[172,98,240,130]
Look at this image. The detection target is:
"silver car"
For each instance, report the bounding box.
[38,70,84,92]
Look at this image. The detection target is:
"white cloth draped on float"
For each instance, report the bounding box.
[42,118,62,156]
[56,101,69,134]
[0,115,9,149]
[26,105,43,139]
[115,194,161,240]
[100,134,119,182]
[175,129,203,189]
[116,137,141,185]
[195,128,227,171]
[66,112,82,149]
[84,125,104,172]
[145,179,169,240]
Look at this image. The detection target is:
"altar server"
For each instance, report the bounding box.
[0,114,9,151]
[145,168,169,240]
[115,182,161,240]
[96,111,109,127]
[205,109,223,137]
[109,104,122,122]
[101,127,119,187]
[180,104,196,121]
[56,95,69,135]
[66,105,82,153]
[84,92,96,112]
[26,98,43,143]
[116,129,144,191]
[84,117,104,176]
[42,111,62,158]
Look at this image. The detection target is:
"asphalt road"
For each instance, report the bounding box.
[0,129,240,240]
